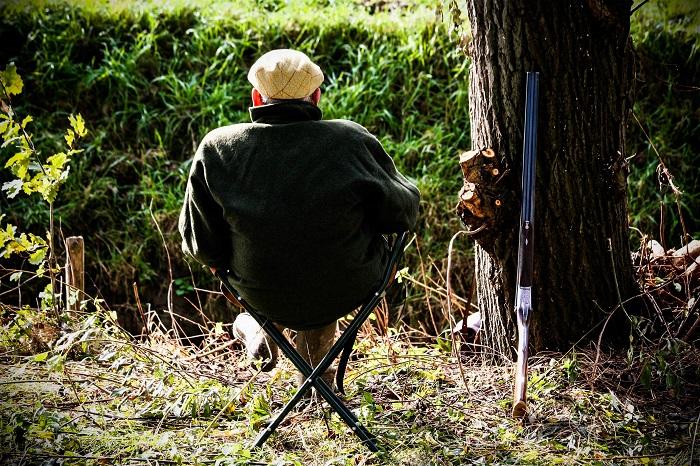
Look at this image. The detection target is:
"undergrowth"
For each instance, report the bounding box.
[1,293,699,465]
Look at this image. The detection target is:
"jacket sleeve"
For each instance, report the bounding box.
[359,131,421,233]
[178,141,232,270]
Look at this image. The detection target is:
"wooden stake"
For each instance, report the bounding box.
[65,236,84,313]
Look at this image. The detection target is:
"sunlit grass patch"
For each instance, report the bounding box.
[1,303,697,464]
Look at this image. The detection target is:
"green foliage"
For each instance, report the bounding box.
[0,0,696,331]
[1,303,698,464]
[0,0,470,323]
[1,66,87,203]
[626,314,689,394]
[561,351,579,382]
[0,64,23,95]
[0,305,43,351]
[628,1,700,244]
[0,218,47,266]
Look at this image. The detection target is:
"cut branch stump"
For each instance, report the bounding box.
[456,148,506,234]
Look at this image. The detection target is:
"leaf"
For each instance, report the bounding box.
[28,233,47,247]
[22,176,40,195]
[64,128,75,147]
[640,361,652,389]
[4,150,29,169]
[20,115,32,128]
[47,354,65,372]
[1,179,23,198]
[33,352,49,362]
[47,152,68,170]
[4,149,30,179]
[41,181,60,203]
[29,247,46,265]
[10,271,22,282]
[68,113,87,137]
[0,64,24,97]
[2,134,21,148]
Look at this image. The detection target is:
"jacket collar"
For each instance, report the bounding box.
[249,100,323,124]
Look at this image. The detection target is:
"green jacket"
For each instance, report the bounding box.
[179,100,420,329]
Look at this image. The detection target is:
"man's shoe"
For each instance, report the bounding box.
[232,312,278,371]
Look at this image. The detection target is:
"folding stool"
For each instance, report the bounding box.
[216,231,409,452]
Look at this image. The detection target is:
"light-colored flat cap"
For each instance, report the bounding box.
[247,49,324,100]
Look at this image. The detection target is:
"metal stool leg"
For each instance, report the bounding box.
[248,314,378,452]
[216,232,408,452]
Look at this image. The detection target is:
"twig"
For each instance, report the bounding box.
[183,339,236,361]
[148,200,179,339]
[414,238,439,334]
[399,274,477,308]
[198,366,264,441]
[0,379,84,385]
[133,282,150,337]
[630,0,649,15]
[691,410,700,465]
[0,452,229,464]
[593,238,629,374]
[446,230,471,394]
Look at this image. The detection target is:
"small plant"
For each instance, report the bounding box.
[562,351,579,382]
[173,276,195,296]
[1,63,88,319]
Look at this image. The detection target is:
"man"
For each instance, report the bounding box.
[179,49,420,386]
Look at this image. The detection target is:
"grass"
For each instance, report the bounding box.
[628,1,700,245]
[0,298,700,465]
[1,302,698,465]
[2,239,698,464]
[0,1,698,463]
[0,0,472,330]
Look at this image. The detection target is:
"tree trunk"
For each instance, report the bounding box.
[459,0,639,355]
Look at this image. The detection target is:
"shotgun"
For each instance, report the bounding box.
[512,71,539,418]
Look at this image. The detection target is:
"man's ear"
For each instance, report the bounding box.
[310,88,321,105]
[251,88,265,107]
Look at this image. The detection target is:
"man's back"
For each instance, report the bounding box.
[180,99,419,330]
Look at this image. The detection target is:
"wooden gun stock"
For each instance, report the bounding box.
[512,289,531,418]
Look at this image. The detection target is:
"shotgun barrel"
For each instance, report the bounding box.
[512,71,539,418]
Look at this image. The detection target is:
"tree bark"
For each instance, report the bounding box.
[461,0,639,355]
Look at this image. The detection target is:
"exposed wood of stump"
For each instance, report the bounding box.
[456,148,506,235]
